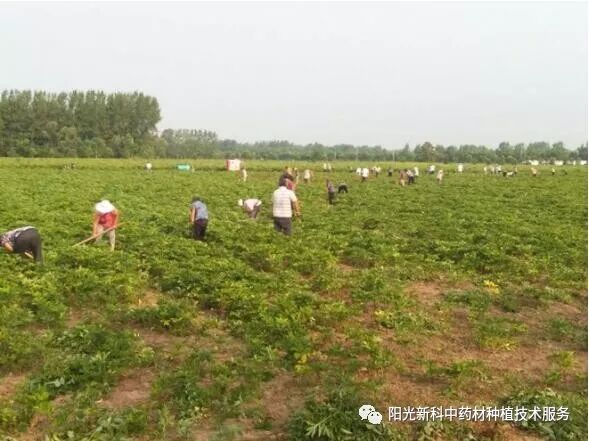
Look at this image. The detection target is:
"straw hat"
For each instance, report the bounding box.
[95,200,115,214]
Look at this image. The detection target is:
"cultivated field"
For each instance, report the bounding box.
[0,159,587,441]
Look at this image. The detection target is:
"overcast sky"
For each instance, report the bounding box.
[0,1,587,148]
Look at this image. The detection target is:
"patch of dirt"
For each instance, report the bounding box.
[18,413,49,441]
[135,290,161,308]
[0,372,26,398]
[259,371,307,427]
[99,368,156,409]
[337,262,355,273]
[405,279,474,307]
[66,308,85,327]
[495,423,545,440]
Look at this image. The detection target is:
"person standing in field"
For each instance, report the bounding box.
[361,167,369,182]
[387,167,393,177]
[398,169,407,186]
[407,169,415,184]
[1,226,43,263]
[272,178,300,236]
[303,168,312,183]
[326,179,336,205]
[189,196,209,241]
[436,169,444,184]
[239,198,262,219]
[531,167,538,177]
[279,167,296,190]
[93,200,119,251]
[413,166,419,182]
[241,167,248,182]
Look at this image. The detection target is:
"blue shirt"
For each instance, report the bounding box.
[191,201,209,220]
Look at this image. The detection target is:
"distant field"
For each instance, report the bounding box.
[0,158,586,441]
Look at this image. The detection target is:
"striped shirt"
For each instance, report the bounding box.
[272,186,297,218]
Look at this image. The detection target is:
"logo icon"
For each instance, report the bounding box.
[359,404,382,425]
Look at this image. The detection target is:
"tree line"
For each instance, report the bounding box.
[0,90,587,162]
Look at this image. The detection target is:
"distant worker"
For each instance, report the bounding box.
[293,168,300,184]
[413,166,419,181]
[457,163,464,173]
[428,164,436,175]
[239,198,262,219]
[387,167,393,177]
[189,196,209,241]
[280,167,296,190]
[326,179,336,205]
[407,169,415,184]
[338,183,348,193]
[399,169,407,187]
[483,166,488,174]
[272,178,300,236]
[551,167,556,176]
[1,226,43,263]
[241,167,248,182]
[361,167,369,182]
[93,200,119,251]
[145,162,153,171]
[303,168,312,184]
[327,163,333,172]
[531,167,538,177]
[436,169,444,184]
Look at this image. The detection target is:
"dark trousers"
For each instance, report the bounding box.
[338,185,348,193]
[13,228,43,263]
[248,205,261,219]
[328,191,336,204]
[192,219,208,241]
[273,217,292,236]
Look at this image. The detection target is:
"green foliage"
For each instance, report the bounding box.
[288,388,404,440]
[503,388,588,441]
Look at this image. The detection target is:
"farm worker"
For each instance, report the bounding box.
[0,226,43,263]
[338,183,348,193]
[323,163,328,172]
[407,169,415,184]
[531,167,538,177]
[303,169,312,183]
[457,164,464,173]
[428,164,435,174]
[361,167,369,182]
[387,167,393,177]
[413,166,419,181]
[93,200,119,251]
[293,168,300,183]
[483,166,488,174]
[551,167,556,176]
[327,163,332,172]
[436,169,444,184]
[239,198,262,219]
[398,169,407,186]
[355,167,362,176]
[189,196,209,241]
[272,178,300,236]
[496,165,502,174]
[241,167,248,182]
[145,162,152,171]
[326,179,336,205]
[279,167,296,190]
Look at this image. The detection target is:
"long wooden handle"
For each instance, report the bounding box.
[73,224,121,247]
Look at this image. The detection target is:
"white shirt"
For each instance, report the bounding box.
[361,168,369,177]
[303,169,311,179]
[244,198,262,211]
[414,167,419,176]
[272,186,297,218]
